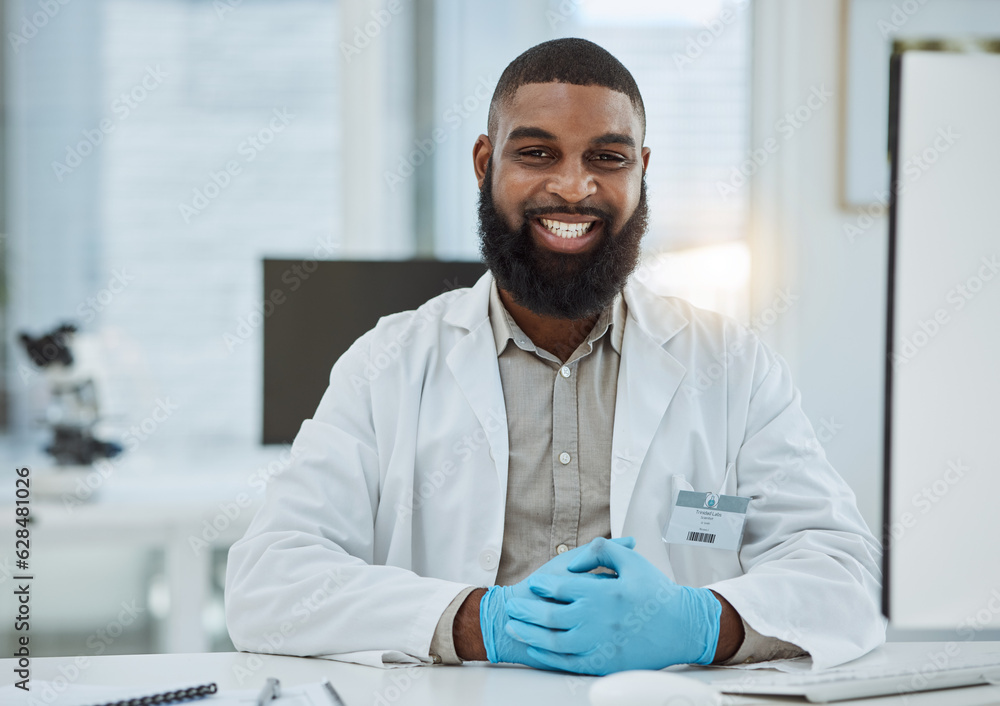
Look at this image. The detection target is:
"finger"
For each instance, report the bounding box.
[526,573,602,603]
[507,596,585,631]
[553,537,635,563]
[566,536,640,574]
[616,535,637,549]
[505,620,593,655]
[535,536,636,576]
[525,645,604,675]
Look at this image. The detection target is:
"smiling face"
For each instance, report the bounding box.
[475,82,651,319]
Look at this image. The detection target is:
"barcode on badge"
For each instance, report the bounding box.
[686,531,716,544]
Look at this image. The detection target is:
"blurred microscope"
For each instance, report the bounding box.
[18,323,123,466]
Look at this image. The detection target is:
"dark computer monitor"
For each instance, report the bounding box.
[262,259,488,445]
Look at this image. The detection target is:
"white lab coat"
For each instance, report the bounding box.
[225,271,886,670]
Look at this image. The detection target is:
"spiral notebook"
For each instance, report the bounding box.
[0,680,343,706]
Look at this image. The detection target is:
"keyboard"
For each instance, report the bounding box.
[705,650,1000,703]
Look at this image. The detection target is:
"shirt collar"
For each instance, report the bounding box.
[488,280,626,358]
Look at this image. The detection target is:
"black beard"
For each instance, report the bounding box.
[477,159,648,320]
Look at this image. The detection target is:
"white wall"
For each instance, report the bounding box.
[750,0,888,532]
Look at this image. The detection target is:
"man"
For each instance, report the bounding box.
[226,38,885,674]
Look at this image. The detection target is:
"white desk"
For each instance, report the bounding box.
[0,441,293,653]
[4,644,1000,706]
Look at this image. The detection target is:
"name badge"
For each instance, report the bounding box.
[663,490,750,551]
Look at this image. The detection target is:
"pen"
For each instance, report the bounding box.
[255,677,281,706]
[84,683,218,706]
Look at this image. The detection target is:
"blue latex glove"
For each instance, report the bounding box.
[479,537,636,667]
[504,536,722,675]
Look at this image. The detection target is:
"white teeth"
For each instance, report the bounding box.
[540,218,595,239]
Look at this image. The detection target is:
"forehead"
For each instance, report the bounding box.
[498,82,641,144]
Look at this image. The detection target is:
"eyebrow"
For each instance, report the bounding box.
[592,132,636,148]
[507,126,557,142]
[506,126,636,149]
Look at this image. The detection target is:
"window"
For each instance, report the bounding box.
[9,0,340,444]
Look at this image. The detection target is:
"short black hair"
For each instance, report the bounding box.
[487,38,646,143]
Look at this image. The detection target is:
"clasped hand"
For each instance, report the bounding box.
[480,537,721,675]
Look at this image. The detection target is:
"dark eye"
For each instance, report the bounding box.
[521,149,552,160]
[594,153,627,165]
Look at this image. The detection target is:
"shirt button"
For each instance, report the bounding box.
[556,543,569,554]
[479,549,498,571]
[559,452,571,465]
[559,366,571,378]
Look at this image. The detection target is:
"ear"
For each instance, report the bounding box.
[641,146,651,173]
[473,134,493,189]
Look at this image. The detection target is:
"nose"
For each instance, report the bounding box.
[545,160,596,203]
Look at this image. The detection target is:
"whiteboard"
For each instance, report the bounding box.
[886,52,1000,632]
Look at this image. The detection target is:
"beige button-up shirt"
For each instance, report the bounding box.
[491,282,624,585]
[429,281,803,665]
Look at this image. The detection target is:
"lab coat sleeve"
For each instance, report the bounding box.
[705,340,887,670]
[225,329,474,665]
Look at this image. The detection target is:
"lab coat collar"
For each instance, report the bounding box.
[443,271,691,347]
[622,275,690,346]
[609,297,687,536]
[442,271,494,331]
[443,272,511,505]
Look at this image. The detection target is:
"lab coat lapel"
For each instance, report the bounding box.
[610,280,689,537]
[443,274,511,501]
